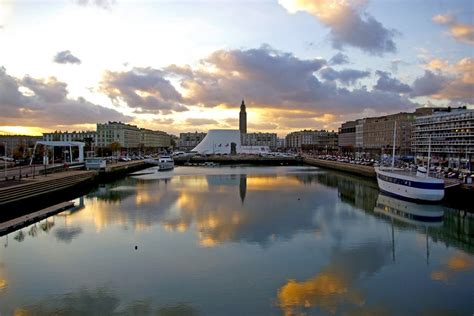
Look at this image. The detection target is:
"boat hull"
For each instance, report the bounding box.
[375,168,445,202]
[158,162,174,171]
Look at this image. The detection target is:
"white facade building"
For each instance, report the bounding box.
[192,130,270,155]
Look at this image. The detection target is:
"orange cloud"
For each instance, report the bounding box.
[433,13,474,44]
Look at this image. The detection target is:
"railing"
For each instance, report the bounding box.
[1,162,85,182]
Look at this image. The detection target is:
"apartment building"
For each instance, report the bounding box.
[179,132,207,151]
[285,130,338,150]
[242,132,278,148]
[412,108,473,167]
[96,122,141,149]
[43,131,96,143]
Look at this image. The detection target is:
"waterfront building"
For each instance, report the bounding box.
[239,100,247,134]
[179,132,207,151]
[285,130,338,151]
[338,120,357,152]
[43,130,96,143]
[192,129,270,155]
[412,107,473,169]
[96,121,141,149]
[0,135,42,157]
[346,108,441,157]
[241,132,278,148]
[140,128,171,151]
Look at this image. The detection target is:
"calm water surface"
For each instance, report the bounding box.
[0,166,473,315]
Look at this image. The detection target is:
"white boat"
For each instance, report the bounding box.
[374,122,445,202]
[144,156,174,171]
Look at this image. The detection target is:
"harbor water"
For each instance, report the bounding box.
[0,166,472,315]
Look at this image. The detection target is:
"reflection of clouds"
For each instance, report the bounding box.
[431,252,473,282]
[54,226,83,243]
[66,169,382,247]
[13,286,199,316]
[0,263,6,292]
[277,243,390,315]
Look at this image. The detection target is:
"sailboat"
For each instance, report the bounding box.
[374,122,445,202]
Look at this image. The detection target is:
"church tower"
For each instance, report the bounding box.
[239,99,247,134]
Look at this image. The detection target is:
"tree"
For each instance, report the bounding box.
[108,142,121,156]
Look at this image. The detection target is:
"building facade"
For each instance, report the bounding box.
[285,130,338,151]
[241,132,278,148]
[338,120,357,151]
[96,122,141,149]
[179,132,207,151]
[43,131,97,143]
[140,128,171,150]
[0,135,42,157]
[412,108,473,168]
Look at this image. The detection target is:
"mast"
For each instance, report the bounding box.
[427,135,431,177]
[391,121,397,170]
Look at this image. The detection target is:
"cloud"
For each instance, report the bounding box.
[329,52,350,65]
[433,13,474,44]
[390,59,408,73]
[75,0,115,9]
[167,46,413,118]
[319,67,370,85]
[0,67,130,128]
[279,0,398,55]
[411,57,474,103]
[374,70,412,93]
[410,70,448,97]
[53,50,82,65]
[185,118,219,126]
[100,67,188,114]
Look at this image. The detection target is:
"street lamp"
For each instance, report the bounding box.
[1,142,6,179]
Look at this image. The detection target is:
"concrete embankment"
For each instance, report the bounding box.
[0,160,151,213]
[0,170,97,211]
[304,158,376,178]
[0,201,74,235]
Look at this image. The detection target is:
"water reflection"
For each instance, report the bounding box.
[14,286,200,316]
[277,242,390,316]
[1,166,473,315]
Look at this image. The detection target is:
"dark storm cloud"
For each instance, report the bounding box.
[100,67,188,114]
[53,50,82,65]
[329,52,350,65]
[374,70,412,93]
[0,67,130,128]
[319,67,370,85]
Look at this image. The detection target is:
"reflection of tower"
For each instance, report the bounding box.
[239,174,247,204]
[239,99,247,134]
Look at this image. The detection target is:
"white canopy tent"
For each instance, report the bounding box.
[30,141,85,165]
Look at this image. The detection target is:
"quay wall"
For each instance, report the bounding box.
[304,158,376,178]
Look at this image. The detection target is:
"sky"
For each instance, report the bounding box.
[0,0,473,137]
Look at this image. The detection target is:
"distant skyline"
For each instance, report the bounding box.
[0,0,472,137]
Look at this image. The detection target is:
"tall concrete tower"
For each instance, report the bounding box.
[239,99,247,134]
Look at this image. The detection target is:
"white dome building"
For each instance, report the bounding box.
[192,129,270,155]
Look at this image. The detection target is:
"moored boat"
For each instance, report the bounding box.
[374,122,445,203]
[144,155,174,171]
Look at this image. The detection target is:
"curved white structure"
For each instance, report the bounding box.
[192,130,241,155]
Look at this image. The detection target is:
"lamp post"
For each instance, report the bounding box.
[1,142,6,179]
